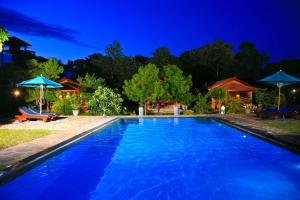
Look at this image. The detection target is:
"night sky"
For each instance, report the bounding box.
[1,0,300,63]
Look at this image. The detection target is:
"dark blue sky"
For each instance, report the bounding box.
[1,0,300,63]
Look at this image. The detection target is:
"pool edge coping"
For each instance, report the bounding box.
[213,116,300,155]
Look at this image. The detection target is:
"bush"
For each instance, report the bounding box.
[254,88,280,109]
[52,96,72,115]
[193,93,210,114]
[182,109,194,115]
[88,86,123,115]
[225,97,243,114]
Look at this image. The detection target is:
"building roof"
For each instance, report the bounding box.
[4,36,32,47]
[58,77,79,93]
[208,77,255,92]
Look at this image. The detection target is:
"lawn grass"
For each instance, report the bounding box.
[0,129,55,150]
[261,120,300,133]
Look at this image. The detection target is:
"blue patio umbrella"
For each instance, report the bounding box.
[259,70,300,110]
[17,75,62,114]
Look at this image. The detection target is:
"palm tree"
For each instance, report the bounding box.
[0,27,9,52]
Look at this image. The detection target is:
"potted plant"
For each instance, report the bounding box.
[243,103,257,114]
[71,95,81,116]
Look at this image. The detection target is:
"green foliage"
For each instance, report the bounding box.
[0,27,9,51]
[207,87,228,102]
[182,110,194,115]
[88,86,123,115]
[149,47,178,67]
[254,88,278,109]
[77,73,104,93]
[193,93,210,114]
[225,97,243,114]
[51,93,73,115]
[27,58,64,80]
[71,95,81,110]
[235,42,269,82]
[123,63,165,105]
[195,39,234,80]
[163,64,193,104]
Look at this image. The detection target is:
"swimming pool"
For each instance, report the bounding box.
[0,118,300,199]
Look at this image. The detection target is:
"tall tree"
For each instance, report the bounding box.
[123,63,165,114]
[163,64,193,104]
[27,58,64,80]
[179,39,234,89]
[149,47,178,68]
[235,42,268,82]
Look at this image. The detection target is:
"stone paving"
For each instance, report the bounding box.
[214,114,300,152]
[0,116,117,169]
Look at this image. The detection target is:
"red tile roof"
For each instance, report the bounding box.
[208,77,255,92]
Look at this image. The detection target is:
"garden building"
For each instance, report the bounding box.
[208,77,255,112]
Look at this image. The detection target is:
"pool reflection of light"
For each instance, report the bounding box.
[295,164,300,170]
[174,118,179,126]
[138,118,144,125]
[242,135,247,138]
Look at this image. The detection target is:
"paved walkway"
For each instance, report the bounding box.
[0,116,117,169]
[215,114,300,152]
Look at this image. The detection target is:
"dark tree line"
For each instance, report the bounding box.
[1,38,300,117]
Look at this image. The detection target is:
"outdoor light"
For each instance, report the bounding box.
[292,89,296,93]
[14,90,20,97]
[236,94,240,98]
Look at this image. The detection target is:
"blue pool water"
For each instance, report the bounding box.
[0,118,300,200]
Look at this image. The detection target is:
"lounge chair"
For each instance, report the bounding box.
[255,108,294,119]
[15,106,54,122]
[28,107,58,117]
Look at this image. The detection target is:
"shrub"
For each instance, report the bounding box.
[225,96,243,114]
[182,109,194,115]
[193,93,210,114]
[88,86,123,115]
[52,95,72,115]
[254,88,279,109]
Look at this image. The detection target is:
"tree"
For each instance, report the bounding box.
[26,58,64,111]
[207,87,228,113]
[235,42,269,82]
[163,64,193,104]
[193,93,210,114]
[197,39,235,80]
[88,86,123,115]
[179,40,235,89]
[27,58,64,80]
[123,63,165,114]
[77,73,105,93]
[0,27,9,52]
[149,47,179,68]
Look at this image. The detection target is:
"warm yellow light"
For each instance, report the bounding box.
[59,95,63,99]
[236,94,240,98]
[14,90,20,96]
[292,89,296,93]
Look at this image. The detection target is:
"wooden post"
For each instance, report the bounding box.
[40,85,43,114]
[278,86,281,110]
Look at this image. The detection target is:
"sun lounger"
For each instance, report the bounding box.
[255,108,294,119]
[28,107,58,117]
[15,106,54,122]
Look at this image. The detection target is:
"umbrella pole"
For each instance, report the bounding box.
[40,85,43,114]
[278,86,281,110]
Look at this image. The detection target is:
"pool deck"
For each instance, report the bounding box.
[213,114,300,154]
[0,114,299,180]
[0,116,117,172]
